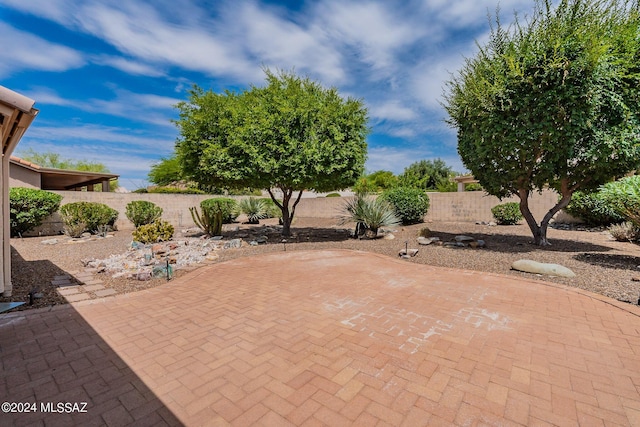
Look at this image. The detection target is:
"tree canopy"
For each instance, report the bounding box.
[175,70,369,235]
[148,155,183,187]
[398,159,457,192]
[444,0,640,245]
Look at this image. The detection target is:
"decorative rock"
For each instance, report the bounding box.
[477,240,486,248]
[249,241,259,246]
[417,237,440,245]
[136,271,152,281]
[383,233,395,240]
[511,260,576,277]
[80,258,95,267]
[41,238,58,245]
[211,236,223,240]
[224,239,243,249]
[454,235,475,243]
[255,236,268,244]
[399,248,419,257]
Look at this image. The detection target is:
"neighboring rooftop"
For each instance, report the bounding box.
[10,155,119,191]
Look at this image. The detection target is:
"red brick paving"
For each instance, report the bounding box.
[2,249,640,426]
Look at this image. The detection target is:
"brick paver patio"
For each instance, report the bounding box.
[2,249,640,426]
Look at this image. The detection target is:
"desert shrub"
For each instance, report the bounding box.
[608,222,640,242]
[326,193,341,197]
[261,198,282,219]
[238,197,267,224]
[564,191,623,226]
[125,200,163,228]
[132,220,174,243]
[338,194,400,238]
[418,227,431,237]
[9,187,62,237]
[60,202,118,234]
[63,221,87,238]
[599,176,640,228]
[200,198,238,223]
[491,202,523,225]
[381,187,430,225]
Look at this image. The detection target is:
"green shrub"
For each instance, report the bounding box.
[465,182,484,191]
[125,200,163,227]
[9,187,62,236]
[338,194,400,238]
[491,202,523,225]
[132,220,174,243]
[60,202,118,234]
[564,191,624,226]
[325,193,341,197]
[381,187,430,225]
[200,198,238,223]
[599,176,640,228]
[238,198,267,224]
[147,186,205,194]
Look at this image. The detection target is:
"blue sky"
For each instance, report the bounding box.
[1,0,535,190]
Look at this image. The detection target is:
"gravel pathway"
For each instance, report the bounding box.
[5,218,640,311]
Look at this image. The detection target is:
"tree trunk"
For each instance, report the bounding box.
[517,187,573,246]
[267,187,304,237]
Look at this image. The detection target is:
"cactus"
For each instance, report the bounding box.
[189,206,223,236]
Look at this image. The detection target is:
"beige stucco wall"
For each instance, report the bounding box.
[24,188,573,236]
[9,163,40,189]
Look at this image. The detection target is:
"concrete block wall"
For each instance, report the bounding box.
[25,188,571,236]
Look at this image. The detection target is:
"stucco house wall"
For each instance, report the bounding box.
[9,161,40,189]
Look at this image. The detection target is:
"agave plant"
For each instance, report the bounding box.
[238,197,268,224]
[338,193,401,238]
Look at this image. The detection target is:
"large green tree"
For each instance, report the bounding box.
[398,159,457,192]
[444,0,640,245]
[148,155,183,186]
[175,70,369,236]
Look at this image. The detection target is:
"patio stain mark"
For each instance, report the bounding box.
[314,292,512,354]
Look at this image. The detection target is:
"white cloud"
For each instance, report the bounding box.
[313,0,425,79]
[92,55,166,77]
[366,146,427,174]
[368,100,418,122]
[0,22,84,77]
[24,123,174,152]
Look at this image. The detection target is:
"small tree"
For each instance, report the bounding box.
[444,0,640,245]
[175,70,369,236]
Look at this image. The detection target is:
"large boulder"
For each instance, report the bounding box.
[511,260,576,278]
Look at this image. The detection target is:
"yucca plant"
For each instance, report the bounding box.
[238,197,268,224]
[338,193,401,238]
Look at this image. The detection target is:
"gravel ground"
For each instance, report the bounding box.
[5,217,640,311]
